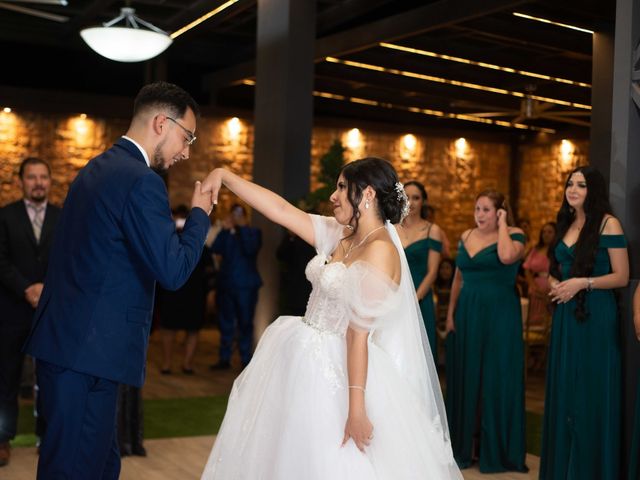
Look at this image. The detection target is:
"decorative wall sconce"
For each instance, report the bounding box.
[559,139,576,171]
[227,117,242,140]
[454,137,468,158]
[343,128,365,161]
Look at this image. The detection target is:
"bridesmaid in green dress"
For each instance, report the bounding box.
[541,166,629,480]
[395,181,443,360]
[445,189,527,473]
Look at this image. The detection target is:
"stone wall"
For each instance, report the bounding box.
[0,109,589,253]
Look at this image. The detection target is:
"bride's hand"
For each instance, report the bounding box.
[201,168,225,205]
[342,411,373,452]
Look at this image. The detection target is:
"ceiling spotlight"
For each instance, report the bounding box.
[80,7,172,62]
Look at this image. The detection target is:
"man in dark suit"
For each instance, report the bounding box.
[23,82,213,479]
[211,204,262,369]
[0,157,60,467]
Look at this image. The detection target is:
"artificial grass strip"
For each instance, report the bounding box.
[144,396,228,439]
[15,398,543,455]
[526,410,543,457]
[13,396,228,448]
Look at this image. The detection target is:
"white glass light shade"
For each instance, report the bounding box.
[80,27,172,63]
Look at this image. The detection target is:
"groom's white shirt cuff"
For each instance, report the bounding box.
[122,135,150,167]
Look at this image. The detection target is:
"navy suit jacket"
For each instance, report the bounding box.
[24,138,210,387]
[212,227,262,289]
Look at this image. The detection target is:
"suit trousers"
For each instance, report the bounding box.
[0,323,31,442]
[217,287,259,364]
[36,360,120,480]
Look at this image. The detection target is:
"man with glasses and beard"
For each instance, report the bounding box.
[23,82,214,479]
[0,157,60,467]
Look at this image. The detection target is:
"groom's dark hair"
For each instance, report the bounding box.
[133,81,200,120]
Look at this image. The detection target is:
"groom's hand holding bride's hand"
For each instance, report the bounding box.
[191,180,215,215]
[201,168,225,206]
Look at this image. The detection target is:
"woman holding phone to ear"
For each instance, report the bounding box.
[445,189,527,474]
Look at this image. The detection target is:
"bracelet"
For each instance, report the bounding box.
[348,385,366,393]
[586,277,594,292]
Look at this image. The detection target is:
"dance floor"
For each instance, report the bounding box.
[6,437,540,479]
[4,328,545,479]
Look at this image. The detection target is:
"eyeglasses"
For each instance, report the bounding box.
[166,116,197,146]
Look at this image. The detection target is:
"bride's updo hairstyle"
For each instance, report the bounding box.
[340,157,406,236]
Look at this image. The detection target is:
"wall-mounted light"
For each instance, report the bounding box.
[3,107,11,113]
[559,139,575,169]
[455,137,468,157]
[402,134,417,152]
[227,117,242,140]
[346,128,362,150]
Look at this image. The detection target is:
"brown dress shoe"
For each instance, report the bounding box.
[0,442,10,467]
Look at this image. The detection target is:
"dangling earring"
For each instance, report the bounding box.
[365,200,370,209]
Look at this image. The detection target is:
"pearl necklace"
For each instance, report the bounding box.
[344,225,385,259]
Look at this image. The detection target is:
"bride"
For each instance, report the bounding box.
[200,158,462,479]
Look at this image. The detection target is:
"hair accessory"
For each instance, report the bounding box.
[395,182,410,222]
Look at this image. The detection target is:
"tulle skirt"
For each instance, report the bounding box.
[201,315,462,480]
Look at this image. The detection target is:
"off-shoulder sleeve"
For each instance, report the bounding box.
[428,238,443,253]
[345,261,401,331]
[510,232,526,244]
[309,214,344,257]
[600,234,627,248]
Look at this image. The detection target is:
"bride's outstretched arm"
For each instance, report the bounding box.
[202,168,314,245]
[342,327,373,452]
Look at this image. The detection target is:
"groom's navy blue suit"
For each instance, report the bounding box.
[24,138,210,479]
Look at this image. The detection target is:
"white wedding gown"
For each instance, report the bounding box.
[201,215,462,479]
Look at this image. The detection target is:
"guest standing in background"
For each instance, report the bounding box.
[0,157,60,467]
[445,189,527,473]
[157,205,215,375]
[522,222,556,333]
[210,204,262,370]
[540,166,628,480]
[395,181,442,361]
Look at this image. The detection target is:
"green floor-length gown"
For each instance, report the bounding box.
[445,233,527,473]
[630,376,640,480]
[405,237,442,361]
[540,234,626,480]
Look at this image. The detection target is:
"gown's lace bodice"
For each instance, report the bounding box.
[303,254,351,336]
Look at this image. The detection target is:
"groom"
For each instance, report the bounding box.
[24,82,213,479]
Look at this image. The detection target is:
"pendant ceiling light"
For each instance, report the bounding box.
[80,7,172,63]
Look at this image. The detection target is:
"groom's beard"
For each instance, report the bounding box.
[151,141,168,174]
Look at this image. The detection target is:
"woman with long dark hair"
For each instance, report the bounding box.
[199,158,462,479]
[540,166,629,480]
[445,189,527,473]
[395,180,443,361]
